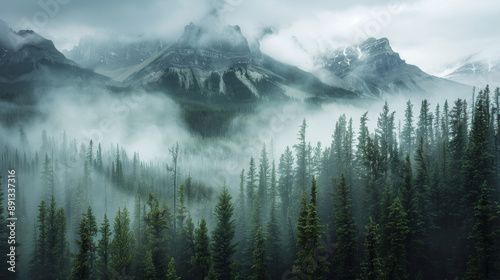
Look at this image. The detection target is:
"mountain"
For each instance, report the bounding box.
[434,51,500,88]
[122,22,357,103]
[318,37,470,97]
[63,36,167,82]
[0,19,107,85]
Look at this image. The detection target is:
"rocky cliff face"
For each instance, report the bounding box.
[320,38,469,97]
[0,19,106,84]
[123,22,356,102]
[64,36,167,73]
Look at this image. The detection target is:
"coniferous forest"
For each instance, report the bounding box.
[2,86,500,280]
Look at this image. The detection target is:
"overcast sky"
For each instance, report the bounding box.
[1,0,498,74]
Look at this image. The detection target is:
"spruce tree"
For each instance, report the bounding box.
[54,207,71,280]
[110,206,134,276]
[267,201,282,279]
[360,218,384,280]
[293,177,329,279]
[384,197,409,280]
[211,186,237,280]
[143,250,156,280]
[333,173,358,280]
[166,258,181,280]
[463,182,498,280]
[30,200,48,279]
[71,206,98,280]
[192,218,212,280]
[250,227,270,280]
[179,214,196,279]
[144,193,170,276]
[96,214,112,280]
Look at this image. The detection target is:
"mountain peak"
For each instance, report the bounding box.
[177,22,250,55]
[360,37,394,56]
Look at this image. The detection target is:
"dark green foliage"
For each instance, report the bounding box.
[30,200,48,279]
[250,227,270,280]
[333,173,358,280]
[267,201,283,279]
[383,197,409,280]
[293,177,329,279]
[192,218,212,280]
[166,258,181,280]
[144,193,170,277]
[360,218,384,280]
[463,183,498,280]
[143,250,156,280]
[230,260,241,280]
[211,186,237,280]
[110,206,134,276]
[295,119,309,192]
[96,214,112,280]
[179,214,196,279]
[71,206,98,280]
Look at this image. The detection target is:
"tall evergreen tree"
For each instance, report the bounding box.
[332,173,358,280]
[295,119,309,192]
[279,146,294,219]
[250,227,270,280]
[110,206,134,276]
[192,218,212,280]
[144,193,170,277]
[402,100,415,158]
[71,206,98,280]
[211,186,237,280]
[267,201,282,279]
[383,197,409,280]
[166,258,181,280]
[360,218,384,280]
[464,182,498,280]
[30,200,48,279]
[96,214,112,280]
[293,177,329,279]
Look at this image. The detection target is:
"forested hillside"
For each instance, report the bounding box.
[1,86,499,280]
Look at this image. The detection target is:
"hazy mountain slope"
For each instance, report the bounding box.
[123,22,357,103]
[318,37,470,97]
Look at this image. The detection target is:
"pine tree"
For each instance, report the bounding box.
[71,206,98,280]
[360,218,384,280]
[166,258,181,280]
[333,173,358,280]
[41,154,54,201]
[258,144,270,213]
[30,200,48,279]
[463,182,498,280]
[402,100,415,158]
[54,207,71,279]
[250,227,270,280]
[279,146,294,219]
[295,119,309,192]
[179,214,196,279]
[293,177,329,279]
[96,214,112,280]
[400,153,425,276]
[110,206,134,276]
[267,201,282,279]
[192,218,212,280]
[247,157,257,209]
[143,250,156,280]
[144,193,170,277]
[212,186,237,280]
[384,197,409,280]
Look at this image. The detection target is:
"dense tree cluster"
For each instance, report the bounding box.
[1,86,500,279]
